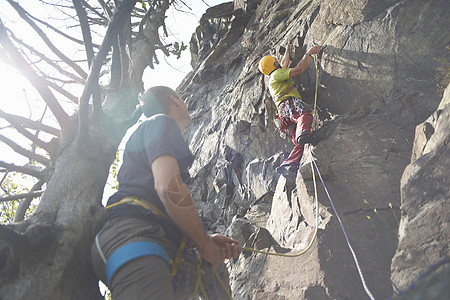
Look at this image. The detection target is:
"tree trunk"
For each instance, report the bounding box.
[0,113,125,299]
[0,0,178,296]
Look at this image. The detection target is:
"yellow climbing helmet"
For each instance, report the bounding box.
[259,55,277,75]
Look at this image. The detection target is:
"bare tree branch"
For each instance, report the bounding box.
[39,0,73,10]
[0,161,44,180]
[46,80,79,104]
[0,110,60,136]
[82,16,108,27]
[44,76,79,85]
[201,0,212,7]
[0,191,43,203]
[131,0,171,78]
[3,124,53,154]
[0,134,50,166]
[110,37,122,88]
[0,23,70,129]
[77,0,137,148]
[73,0,102,110]
[73,0,95,67]
[0,172,9,189]
[20,54,80,104]
[0,113,55,154]
[137,4,154,39]
[14,179,45,222]
[27,7,100,50]
[6,0,88,80]
[96,0,113,20]
[118,15,132,89]
[31,105,48,155]
[79,0,109,23]
[9,33,85,85]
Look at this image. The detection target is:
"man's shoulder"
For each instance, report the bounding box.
[128,114,175,144]
[144,114,174,124]
[273,68,291,74]
[138,114,175,129]
[271,68,291,81]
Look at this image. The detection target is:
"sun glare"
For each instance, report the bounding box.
[0,65,32,116]
[0,0,230,165]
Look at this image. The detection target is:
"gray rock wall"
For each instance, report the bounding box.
[178,0,449,299]
[391,84,450,293]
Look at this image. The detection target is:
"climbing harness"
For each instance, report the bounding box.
[104,240,171,285]
[105,196,169,219]
[98,196,232,299]
[273,85,296,139]
[274,97,314,140]
[96,197,175,285]
[244,54,377,300]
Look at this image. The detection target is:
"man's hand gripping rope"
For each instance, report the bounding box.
[164,173,241,269]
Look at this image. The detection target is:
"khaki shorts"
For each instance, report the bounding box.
[90,216,231,300]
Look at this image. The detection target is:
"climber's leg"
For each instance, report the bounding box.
[294,111,313,145]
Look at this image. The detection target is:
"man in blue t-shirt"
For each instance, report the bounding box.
[259,44,321,177]
[90,86,241,299]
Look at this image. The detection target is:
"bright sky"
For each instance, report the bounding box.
[143,0,231,90]
[0,0,229,164]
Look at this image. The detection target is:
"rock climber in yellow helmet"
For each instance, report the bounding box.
[259,44,320,177]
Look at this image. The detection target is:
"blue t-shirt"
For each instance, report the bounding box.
[106,114,194,224]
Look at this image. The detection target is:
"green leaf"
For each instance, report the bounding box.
[170,41,188,59]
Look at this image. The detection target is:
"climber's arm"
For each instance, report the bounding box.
[152,154,240,268]
[289,45,321,78]
[281,45,291,69]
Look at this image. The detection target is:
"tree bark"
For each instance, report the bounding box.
[0,0,176,298]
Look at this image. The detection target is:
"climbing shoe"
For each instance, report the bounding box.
[276,164,298,178]
[296,130,314,145]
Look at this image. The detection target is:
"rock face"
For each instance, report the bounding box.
[391,84,450,294]
[177,0,449,299]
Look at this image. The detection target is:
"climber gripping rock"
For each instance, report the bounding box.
[259,44,320,178]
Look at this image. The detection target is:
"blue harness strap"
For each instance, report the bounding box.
[105,241,171,285]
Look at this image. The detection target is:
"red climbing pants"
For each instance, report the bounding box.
[280,110,313,167]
